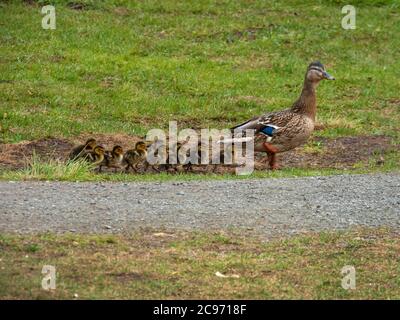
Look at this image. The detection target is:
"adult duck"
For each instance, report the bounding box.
[231,61,335,170]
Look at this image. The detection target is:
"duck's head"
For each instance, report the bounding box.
[112,145,124,156]
[306,61,335,82]
[94,145,105,156]
[85,138,97,150]
[135,141,147,152]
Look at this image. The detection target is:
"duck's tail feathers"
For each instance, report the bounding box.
[230,117,261,132]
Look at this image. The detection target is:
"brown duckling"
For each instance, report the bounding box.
[141,140,164,172]
[68,138,97,161]
[123,141,148,173]
[99,145,124,173]
[88,145,105,167]
[180,141,213,173]
[158,141,183,172]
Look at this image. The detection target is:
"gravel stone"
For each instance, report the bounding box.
[0,173,399,237]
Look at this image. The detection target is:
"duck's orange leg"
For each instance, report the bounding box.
[263,142,280,170]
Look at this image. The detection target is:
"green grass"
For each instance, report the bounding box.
[1,228,399,299]
[0,152,97,181]
[0,147,398,182]
[0,0,399,144]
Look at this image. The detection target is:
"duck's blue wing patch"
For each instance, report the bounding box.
[259,125,278,137]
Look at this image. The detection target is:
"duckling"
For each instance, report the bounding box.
[162,140,201,173]
[88,145,105,167]
[181,141,203,173]
[99,145,124,173]
[142,138,166,172]
[211,146,235,173]
[159,141,183,172]
[123,141,147,173]
[68,138,97,161]
[229,61,335,170]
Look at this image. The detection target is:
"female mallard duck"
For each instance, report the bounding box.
[231,61,335,170]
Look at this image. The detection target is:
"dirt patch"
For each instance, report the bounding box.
[67,2,91,10]
[273,135,396,171]
[0,138,72,170]
[0,134,396,172]
[113,6,132,16]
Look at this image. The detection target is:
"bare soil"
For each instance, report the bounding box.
[0,134,396,173]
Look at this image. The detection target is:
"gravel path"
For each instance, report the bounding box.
[0,173,399,237]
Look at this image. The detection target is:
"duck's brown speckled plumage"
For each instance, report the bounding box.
[88,145,105,166]
[99,145,124,172]
[68,138,97,161]
[123,141,148,172]
[253,110,315,153]
[232,61,335,169]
